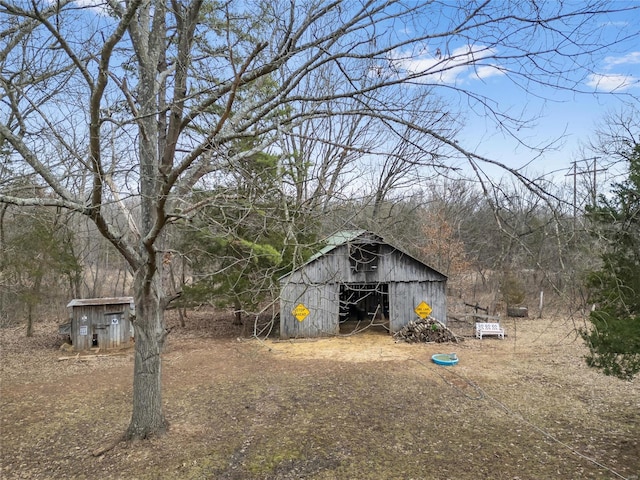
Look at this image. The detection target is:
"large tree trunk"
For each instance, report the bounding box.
[124,269,168,440]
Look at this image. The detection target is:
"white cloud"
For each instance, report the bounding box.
[473,64,506,80]
[585,50,640,91]
[389,44,504,84]
[603,52,640,69]
[586,73,637,92]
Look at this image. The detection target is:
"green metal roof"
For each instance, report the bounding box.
[305,229,366,263]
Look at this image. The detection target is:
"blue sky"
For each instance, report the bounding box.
[390,5,640,184]
[461,52,640,181]
[376,0,640,188]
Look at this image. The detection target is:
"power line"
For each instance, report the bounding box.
[565,157,606,238]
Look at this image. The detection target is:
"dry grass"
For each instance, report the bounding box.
[1,311,638,480]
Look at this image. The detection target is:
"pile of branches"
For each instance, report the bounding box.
[393,317,460,343]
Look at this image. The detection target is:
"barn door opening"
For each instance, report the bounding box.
[339,283,389,334]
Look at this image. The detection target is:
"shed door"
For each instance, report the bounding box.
[102,312,124,348]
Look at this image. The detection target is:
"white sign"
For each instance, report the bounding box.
[111,317,119,325]
[79,325,88,336]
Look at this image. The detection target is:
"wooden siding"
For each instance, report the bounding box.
[69,300,132,351]
[388,282,447,333]
[280,283,339,339]
[283,244,445,285]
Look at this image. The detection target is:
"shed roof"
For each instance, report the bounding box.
[67,297,134,308]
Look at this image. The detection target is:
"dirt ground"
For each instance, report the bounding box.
[1,312,639,480]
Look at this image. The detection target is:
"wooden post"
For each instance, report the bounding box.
[538,290,544,318]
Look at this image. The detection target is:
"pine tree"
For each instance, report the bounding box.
[581,145,640,380]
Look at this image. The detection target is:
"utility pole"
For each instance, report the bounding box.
[592,157,601,205]
[565,157,605,241]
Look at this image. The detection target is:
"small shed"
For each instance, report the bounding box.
[61,297,135,351]
[279,230,447,339]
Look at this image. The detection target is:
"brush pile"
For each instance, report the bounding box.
[393,317,460,343]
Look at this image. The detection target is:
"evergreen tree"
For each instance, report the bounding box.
[177,141,319,326]
[581,144,640,380]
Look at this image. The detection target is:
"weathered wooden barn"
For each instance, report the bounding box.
[61,297,135,351]
[279,230,447,339]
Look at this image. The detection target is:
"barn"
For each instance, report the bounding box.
[279,230,447,339]
[60,297,135,351]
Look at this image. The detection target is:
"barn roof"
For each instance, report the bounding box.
[305,229,367,263]
[67,297,134,308]
[282,230,447,280]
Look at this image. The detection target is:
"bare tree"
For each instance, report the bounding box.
[1,0,638,440]
[590,109,640,172]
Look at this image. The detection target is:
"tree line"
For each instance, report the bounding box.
[1,153,634,333]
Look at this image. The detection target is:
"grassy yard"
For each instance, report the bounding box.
[1,314,638,479]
